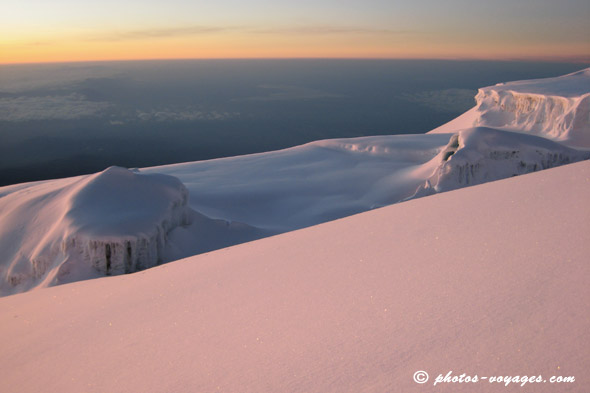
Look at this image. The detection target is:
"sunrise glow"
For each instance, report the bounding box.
[1,0,589,63]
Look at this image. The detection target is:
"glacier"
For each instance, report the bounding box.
[0,167,191,294]
[0,68,589,295]
[416,127,590,194]
[430,68,590,147]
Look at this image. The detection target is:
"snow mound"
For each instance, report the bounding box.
[430,68,590,148]
[0,167,191,295]
[415,127,590,195]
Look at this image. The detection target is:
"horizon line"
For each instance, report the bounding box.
[2,55,590,66]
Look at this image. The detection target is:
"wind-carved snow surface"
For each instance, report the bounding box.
[0,68,589,295]
[430,68,590,147]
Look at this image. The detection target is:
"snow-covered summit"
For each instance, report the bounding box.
[430,67,590,147]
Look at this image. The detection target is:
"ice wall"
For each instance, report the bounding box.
[62,167,190,275]
[430,68,590,148]
[0,167,191,294]
[474,88,590,146]
[417,127,590,194]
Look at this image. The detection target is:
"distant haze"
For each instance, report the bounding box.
[0,59,587,186]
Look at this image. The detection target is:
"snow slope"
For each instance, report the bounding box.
[1,160,588,393]
[1,69,589,295]
[430,68,590,147]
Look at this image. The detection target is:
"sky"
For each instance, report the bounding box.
[1,0,589,63]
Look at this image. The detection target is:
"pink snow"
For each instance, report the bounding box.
[1,160,588,393]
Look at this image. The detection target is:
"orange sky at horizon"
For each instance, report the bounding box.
[3,31,589,65]
[2,0,589,65]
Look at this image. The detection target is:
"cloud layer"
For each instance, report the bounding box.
[136,109,238,122]
[401,89,476,113]
[86,24,416,42]
[0,94,111,121]
[238,85,344,102]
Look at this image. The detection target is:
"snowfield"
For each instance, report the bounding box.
[0,66,589,392]
[1,160,588,393]
[1,69,589,294]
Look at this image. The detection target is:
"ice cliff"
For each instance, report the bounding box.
[0,167,191,294]
[414,127,590,196]
[430,68,590,148]
[61,167,191,275]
